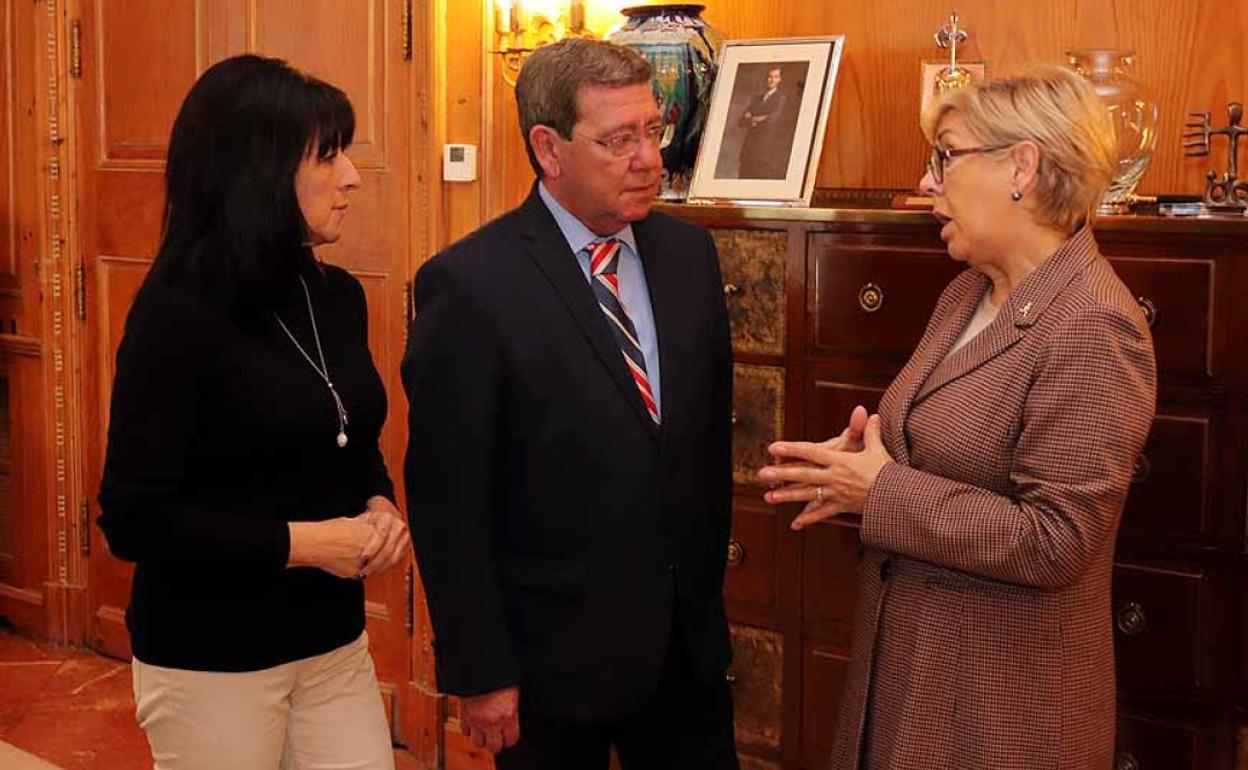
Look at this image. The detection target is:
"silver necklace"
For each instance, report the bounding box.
[274,275,349,448]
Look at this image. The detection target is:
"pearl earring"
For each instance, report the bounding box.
[1011,190,1023,202]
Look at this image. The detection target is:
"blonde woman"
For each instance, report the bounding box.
[758,65,1157,769]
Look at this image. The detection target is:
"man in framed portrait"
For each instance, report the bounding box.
[736,66,788,179]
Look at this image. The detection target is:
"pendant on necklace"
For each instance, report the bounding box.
[337,431,349,448]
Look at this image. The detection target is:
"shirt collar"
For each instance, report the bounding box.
[538,181,638,257]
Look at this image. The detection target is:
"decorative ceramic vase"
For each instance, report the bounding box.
[1065,49,1160,214]
[609,4,723,200]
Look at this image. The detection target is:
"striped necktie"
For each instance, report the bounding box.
[587,238,660,424]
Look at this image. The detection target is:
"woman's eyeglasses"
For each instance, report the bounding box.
[927,144,1010,183]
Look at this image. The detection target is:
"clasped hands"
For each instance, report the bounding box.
[286,495,411,579]
[353,496,411,578]
[758,405,894,530]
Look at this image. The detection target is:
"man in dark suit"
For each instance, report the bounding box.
[402,38,737,770]
[737,66,788,179]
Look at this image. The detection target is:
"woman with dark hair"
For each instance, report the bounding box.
[98,54,407,770]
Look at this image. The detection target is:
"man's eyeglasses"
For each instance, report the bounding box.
[578,123,671,158]
[927,144,1010,184]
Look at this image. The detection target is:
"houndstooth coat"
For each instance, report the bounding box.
[829,228,1157,770]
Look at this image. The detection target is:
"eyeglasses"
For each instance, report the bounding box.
[927,144,1011,184]
[577,123,671,158]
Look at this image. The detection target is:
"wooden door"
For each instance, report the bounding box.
[72,0,431,750]
[0,0,53,640]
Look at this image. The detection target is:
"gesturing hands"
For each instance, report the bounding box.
[757,405,895,530]
[460,685,521,755]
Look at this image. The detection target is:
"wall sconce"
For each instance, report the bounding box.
[493,0,595,86]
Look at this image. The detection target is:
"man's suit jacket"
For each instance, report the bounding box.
[830,228,1157,769]
[743,88,786,127]
[402,185,734,722]
[739,88,788,178]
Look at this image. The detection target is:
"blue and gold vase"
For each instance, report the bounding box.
[609,4,723,200]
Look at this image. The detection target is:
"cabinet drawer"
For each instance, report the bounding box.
[809,234,963,364]
[712,228,787,356]
[1105,257,1213,382]
[725,499,778,613]
[802,641,851,769]
[1115,712,1211,770]
[738,755,780,770]
[1112,563,1209,700]
[727,624,783,753]
[802,521,862,648]
[1119,414,1212,544]
[732,364,784,487]
[804,373,885,442]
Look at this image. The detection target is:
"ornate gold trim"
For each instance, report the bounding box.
[38,0,86,639]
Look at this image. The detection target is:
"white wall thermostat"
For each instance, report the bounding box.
[443,143,478,182]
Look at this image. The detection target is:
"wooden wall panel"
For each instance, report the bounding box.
[464,0,1248,220]
[445,0,488,245]
[0,0,41,330]
[93,256,148,459]
[0,0,14,293]
[97,0,199,163]
[697,0,1248,195]
[0,345,49,636]
[78,0,204,656]
[0,0,49,639]
[252,0,387,168]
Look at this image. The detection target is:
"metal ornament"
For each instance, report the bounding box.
[934,10,972,95]
[1184,101,1248,211]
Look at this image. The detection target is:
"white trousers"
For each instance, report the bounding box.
[131,632,395,770]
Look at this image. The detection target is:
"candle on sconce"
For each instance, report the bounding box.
[494,0,521,36]
[569,0,586,34]
[509,2,522,34]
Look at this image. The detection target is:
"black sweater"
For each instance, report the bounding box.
[98,263,394,672]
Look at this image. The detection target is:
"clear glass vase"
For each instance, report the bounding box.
[609,5,724,200]
[1065,49,1160,214]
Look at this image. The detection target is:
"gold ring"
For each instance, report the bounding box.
[814,485,824,504]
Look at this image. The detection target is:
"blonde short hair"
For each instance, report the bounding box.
[921,64,1116,233]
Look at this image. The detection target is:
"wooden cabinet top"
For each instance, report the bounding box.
[658,192,1248,238]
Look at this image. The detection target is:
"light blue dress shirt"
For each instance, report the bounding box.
[538,182,662,417]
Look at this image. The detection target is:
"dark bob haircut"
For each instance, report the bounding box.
[149,54,354,314]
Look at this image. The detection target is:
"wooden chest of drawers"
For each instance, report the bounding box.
[668,201,1248,770]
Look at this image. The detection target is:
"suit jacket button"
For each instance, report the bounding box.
[879,559,893,582]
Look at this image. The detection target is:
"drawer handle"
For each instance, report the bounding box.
[727,539,745,568]
[1115,751,1139,770]
[1116,602,1147,636]
[1137,297,1157,328]
[1131,453,1150,484]
[858,283,884,313]
[723,283,742,297]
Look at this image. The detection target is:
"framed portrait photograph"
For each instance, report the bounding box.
[687,36,845,207]
[919,60,987,117]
